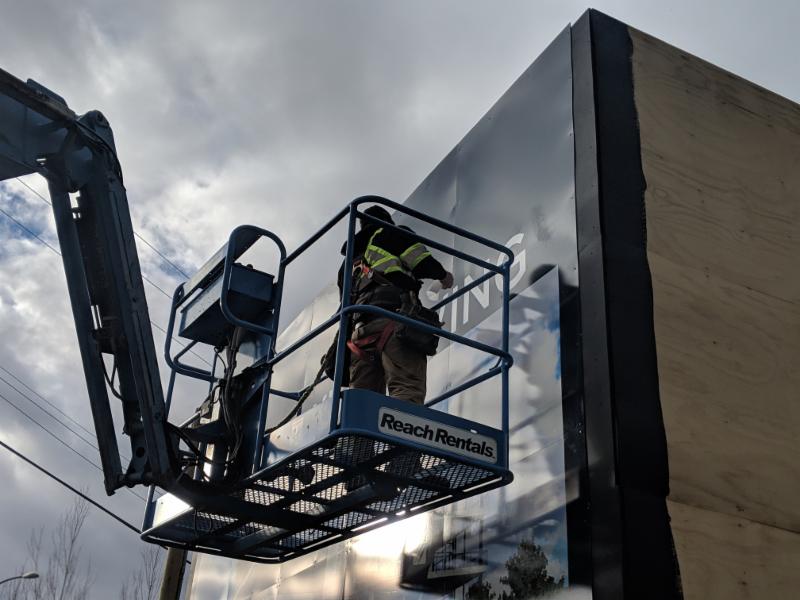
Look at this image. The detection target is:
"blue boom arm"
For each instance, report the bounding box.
[1,66,514,563]
[0,67,175,494]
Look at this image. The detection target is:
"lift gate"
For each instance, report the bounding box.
[0,67,514,562]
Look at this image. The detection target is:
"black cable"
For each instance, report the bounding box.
[214,349,227,374]
[133,234,191,279]
[148,321,213,368]
[0,205,61,254]
[0,390,147,502]
[0,390,106,471]
[0,371,103,455]
[0,363,96,439]
[221,328,244,461]
[0,367,133,464]
[0,196,212,367]
[171,426,226,470]
[0,200,174,299]
[0,364,137,464]
[17,164,191,280]
[0,436,141,535]
[101,357,124,401]
[263,363,328,436]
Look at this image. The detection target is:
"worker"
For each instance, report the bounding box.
[338,205,454,404]
[334,204,454,491]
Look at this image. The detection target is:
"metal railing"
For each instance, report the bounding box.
[160,195,514,479]
[252,195,513,470]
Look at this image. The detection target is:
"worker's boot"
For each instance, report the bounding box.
[387,452,450,490]
[333,436,375,494]
[285,463,316,486]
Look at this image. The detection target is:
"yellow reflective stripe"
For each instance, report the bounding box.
[409,251,431,269]
[400,242,431,270]
[363,227,415,276]
[364,247,399,269]
[383,265,406,274]
[370,256,405,273]
[369,254,396,269]
[399,242,423,258]
[367,228,383,248]
[366,245,393,259]
[365,228,393,264]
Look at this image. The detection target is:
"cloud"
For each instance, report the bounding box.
[1,1,798,597]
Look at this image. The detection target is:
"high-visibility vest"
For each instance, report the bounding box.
[363,228,431,278]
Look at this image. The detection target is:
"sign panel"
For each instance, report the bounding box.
[189,25,588,599]
[378,407,498,464]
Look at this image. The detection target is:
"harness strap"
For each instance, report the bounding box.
[347,321,397,361]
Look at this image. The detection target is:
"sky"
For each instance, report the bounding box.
[0,1,798,597]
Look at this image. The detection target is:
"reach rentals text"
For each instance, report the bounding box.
[378,408,497,464]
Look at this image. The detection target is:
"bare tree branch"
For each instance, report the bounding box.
[120,545,164,600]
[2,497,93,600]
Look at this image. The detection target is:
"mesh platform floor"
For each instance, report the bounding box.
[143,434,511,562]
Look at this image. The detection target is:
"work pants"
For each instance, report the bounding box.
[349,318,427,405]
[344,317,427,481]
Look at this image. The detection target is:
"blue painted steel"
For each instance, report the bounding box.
[253,380,272,470]
[247,196,514,467]
[219,224,286,337]
[162,195,514,473]
[501,262,511,436]
[329,208,358,431]
[211,197,517,461]
[163,285,216,383]
[152,194,514,560]
[431,268,496,312]
[424,365,503,408]
[357,212,502,274]
[180,266,274,346]
[338,389,509,469]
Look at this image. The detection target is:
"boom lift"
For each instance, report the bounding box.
[0,68,514,562]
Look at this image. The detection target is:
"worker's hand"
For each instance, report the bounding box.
[439,271,454,289]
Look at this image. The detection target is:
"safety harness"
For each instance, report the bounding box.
[346,321,397,361]
[363,227,431,277]
[347,228,440,360]
[346,257,400,361]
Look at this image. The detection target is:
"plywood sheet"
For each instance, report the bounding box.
[668,500,800,600]
[631,28,800,535]
[632,29,800,303]
[651,253,800,530]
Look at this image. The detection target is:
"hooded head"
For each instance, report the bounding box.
[359,205,394,230]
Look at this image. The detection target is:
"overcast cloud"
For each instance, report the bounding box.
[1,1,798,597]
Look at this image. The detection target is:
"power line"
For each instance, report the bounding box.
[135,232,192,280]
[0,363,96,439]
[0,389,147,502]
[1,430,191,563]
[0,436,141,535]
[0,205,61,255]
[15,177,192,279]
[0,365,133,464]
[0,200,212,367]
[0,201,170,297]
[0,389,103,471]
[10,179,185,302]
[0,371,102,454]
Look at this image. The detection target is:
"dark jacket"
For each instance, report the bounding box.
[337,224,447,299]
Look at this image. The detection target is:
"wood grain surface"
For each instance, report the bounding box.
[668,500,800,600]
[630,25,800,596]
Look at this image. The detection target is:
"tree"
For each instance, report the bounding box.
[466,578,496,600]
[3,498,93,600]
[119,545,164,600]
[500,538,564,599]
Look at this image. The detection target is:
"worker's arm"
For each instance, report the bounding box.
[410,252,448,281]
[394,227,453,288]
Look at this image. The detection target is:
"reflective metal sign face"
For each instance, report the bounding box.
[189,26,589,600]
